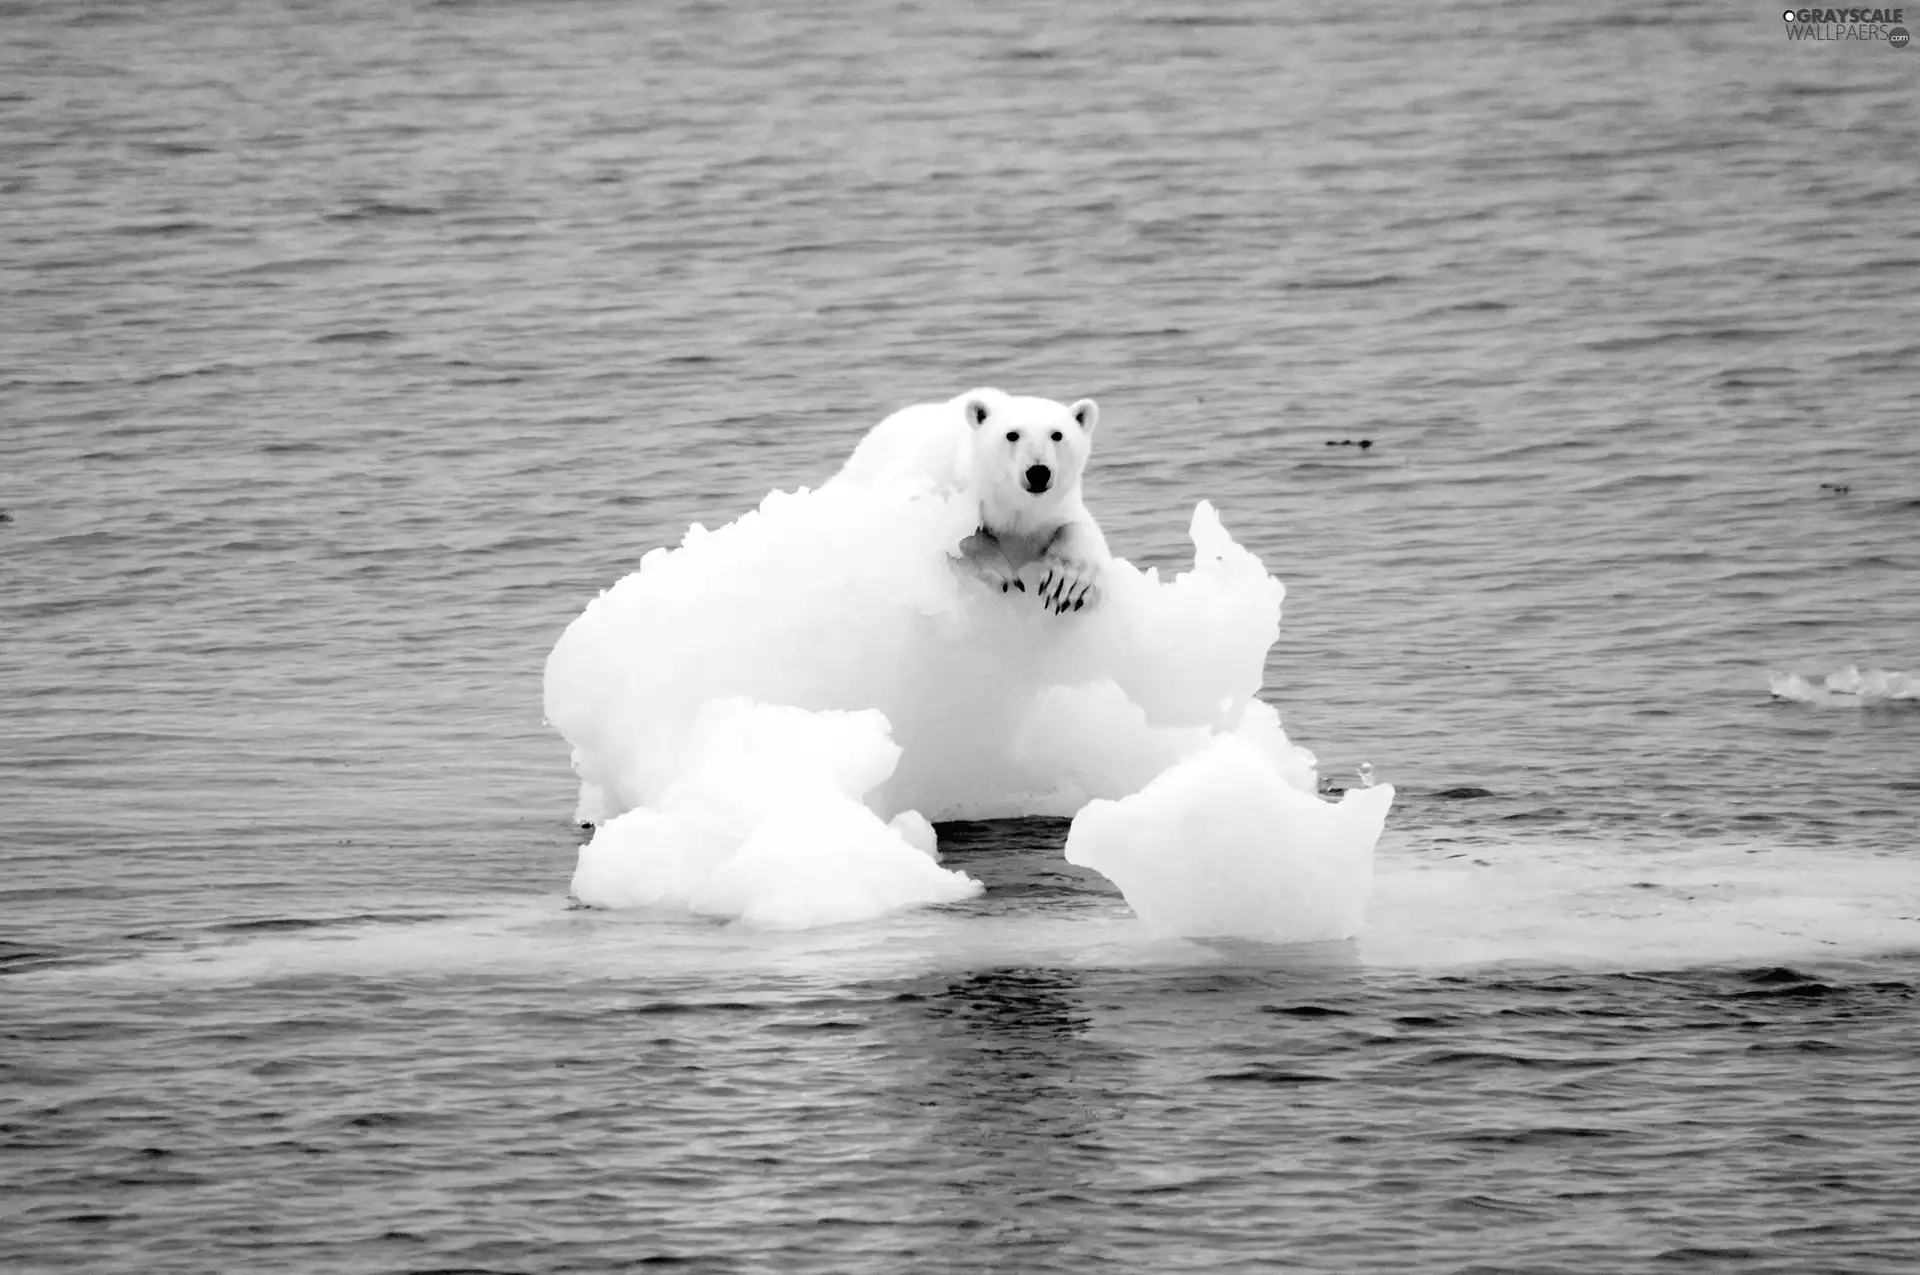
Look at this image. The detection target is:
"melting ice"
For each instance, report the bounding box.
[544,395,1393,935]
[1768,666,1918,707]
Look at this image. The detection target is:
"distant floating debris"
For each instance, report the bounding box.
[1769,667,1917,707]
[1434,786,1495,799]
[1323,439,1374,450]
[1818,482,1851,494]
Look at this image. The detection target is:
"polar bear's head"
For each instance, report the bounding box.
[958,387,1099,510]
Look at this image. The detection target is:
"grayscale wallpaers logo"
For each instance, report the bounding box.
[1782,7,1911,43]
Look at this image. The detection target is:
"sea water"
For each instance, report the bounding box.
[3,1,1918,1270]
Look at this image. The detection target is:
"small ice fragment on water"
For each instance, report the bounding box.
[1357,761,1376,789]
[569,701,980,925]
[1065,731,1394,943]
[1769,666,1918,707]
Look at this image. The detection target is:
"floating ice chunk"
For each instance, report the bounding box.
[1768,666,1917,706]
[545,397,1372,934]
[567,698,979,927]
[1065,712,1393,942]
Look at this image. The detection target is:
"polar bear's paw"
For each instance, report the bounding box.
[1036,547,1100,615]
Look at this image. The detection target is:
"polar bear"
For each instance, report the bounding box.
[832,387,1110,613]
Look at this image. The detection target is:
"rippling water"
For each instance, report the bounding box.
[4,1,1918,1270]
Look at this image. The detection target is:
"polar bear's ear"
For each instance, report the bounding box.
[963,396,991,430]
[1070,399,1098,433]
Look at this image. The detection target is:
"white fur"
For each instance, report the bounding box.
[832,388,1109,612]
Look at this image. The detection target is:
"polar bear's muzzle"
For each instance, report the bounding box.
[1023,464,1053,494]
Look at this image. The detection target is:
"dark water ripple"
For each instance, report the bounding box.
[4,0,1919,1270]
[8,947,1920,1273]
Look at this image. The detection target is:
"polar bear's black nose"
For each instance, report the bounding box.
[1024,464,1052,493]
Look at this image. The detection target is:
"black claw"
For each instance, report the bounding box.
[1001,581,1008,592]
[1014,580,1025,593]
[1073,597,1084,611]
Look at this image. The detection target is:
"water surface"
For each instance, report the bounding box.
[4,1,1918,1270]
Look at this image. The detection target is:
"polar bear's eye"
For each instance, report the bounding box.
[1005,430,1020,443]
[1050,430,1063,442]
